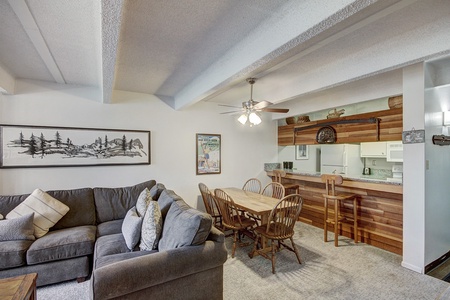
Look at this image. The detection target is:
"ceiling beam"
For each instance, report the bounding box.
[100,0,124,104]
[7,0,65,84]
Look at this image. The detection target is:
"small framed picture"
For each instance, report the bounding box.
[196,133,221,175]
[295,145,308,160]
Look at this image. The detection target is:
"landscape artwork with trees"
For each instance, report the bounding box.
[0,125,150,168]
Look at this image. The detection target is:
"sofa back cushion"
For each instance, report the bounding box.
[157,189,182,219]
[94,180,156,224]
[47,188,96,230]
[158,199,212,251]
[0,194,29,216]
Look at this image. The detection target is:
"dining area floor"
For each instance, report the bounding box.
[222,222,450,300]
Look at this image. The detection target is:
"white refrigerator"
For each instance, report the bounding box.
[320,144,363,177]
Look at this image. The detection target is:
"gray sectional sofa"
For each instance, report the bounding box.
[0,180,228,299]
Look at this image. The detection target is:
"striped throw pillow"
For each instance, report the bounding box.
[6,189,70,238]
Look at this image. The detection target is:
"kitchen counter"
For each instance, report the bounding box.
[266,170,403,254]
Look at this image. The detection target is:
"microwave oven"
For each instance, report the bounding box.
[386,141,403,162]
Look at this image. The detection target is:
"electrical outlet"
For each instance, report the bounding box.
[372,160,376,166]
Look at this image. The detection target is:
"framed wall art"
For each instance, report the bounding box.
[0,124,151,168]
[196,133,221,175]
[296,145,308,160]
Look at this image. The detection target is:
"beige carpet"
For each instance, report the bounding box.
[37,223,450,300]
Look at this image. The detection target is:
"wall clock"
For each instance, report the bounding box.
[316,126,336,144]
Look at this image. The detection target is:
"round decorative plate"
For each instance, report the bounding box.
[316,126,336,144]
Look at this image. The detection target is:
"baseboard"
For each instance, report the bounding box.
[401,261,423,273]
[425,250,450,274]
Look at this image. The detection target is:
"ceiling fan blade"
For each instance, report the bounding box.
[260,108,289,113]
[253,100,272,110]
[220,110,243,114]
[218,104,242,108]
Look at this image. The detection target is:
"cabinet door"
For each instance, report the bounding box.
[360,142,387,157]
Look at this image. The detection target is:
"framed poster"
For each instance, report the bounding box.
[196,133,221,175]
[296,145,308,160]
[0,124,150,168]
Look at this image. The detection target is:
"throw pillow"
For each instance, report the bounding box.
[158,200,212,251]
[139,201,163,251]
[149,183,166,201]
[0,213,35,241]
[0,214,3,220]
[135,188,152,217]
[121,206,143,251]
[6,189,70,238]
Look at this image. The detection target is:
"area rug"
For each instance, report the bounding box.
[37,223,450,300]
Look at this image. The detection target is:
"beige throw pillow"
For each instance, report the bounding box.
[6,189,70,238]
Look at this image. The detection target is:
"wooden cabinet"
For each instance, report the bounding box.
[360,142,387,157]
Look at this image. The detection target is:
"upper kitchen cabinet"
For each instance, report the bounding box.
[360,142,386,158]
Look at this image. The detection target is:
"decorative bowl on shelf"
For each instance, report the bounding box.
[285,117,297,125]
[388,95,403,109]
[297,115,310,123]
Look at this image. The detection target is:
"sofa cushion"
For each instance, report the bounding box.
[158,189,183,219]
[47,188,96,230]
[94,180,156,224]
[135,188,152,217]
[122,207,143,251]
[158,200,212,251]
[0,240,34,270]
[0,194,29,216]
[0,213,35,241]
[96,219,123,237]
[149,183,166,201]
[94,233,155,269]
[139,201,162,251]
[26,225,96,265]
[6,189,70,238]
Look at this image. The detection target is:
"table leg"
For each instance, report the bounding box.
[334,199,338,247]
[324,197,328,242]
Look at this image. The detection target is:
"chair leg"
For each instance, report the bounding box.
[334,199,339,247]
[249,233,259,259]
[271,240,276,274]
[232,230,238,258]
[289,237,301,264]
[353,197,358,243]
[324,198,328,242]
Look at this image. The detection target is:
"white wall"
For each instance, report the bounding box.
[0,79,277,209]
[402,63,426,273]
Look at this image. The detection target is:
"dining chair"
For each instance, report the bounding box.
[321,174,358,247]
[198,183,223,230]
[214,188,257,258]
[261,182,285,199]
[250,194,303,273]
[242,178,262,194]
[272,169,300,195]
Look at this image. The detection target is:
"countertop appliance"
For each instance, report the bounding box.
[321,144,363,177]
[387,164,403,182]
[363,167,371,175]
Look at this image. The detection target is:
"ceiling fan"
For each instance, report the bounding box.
[220,78,289,125]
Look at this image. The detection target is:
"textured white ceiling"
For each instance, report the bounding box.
[0,0,449,113]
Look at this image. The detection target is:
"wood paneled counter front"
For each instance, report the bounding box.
[266,171,403,254]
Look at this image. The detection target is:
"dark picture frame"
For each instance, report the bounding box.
[0,124,151,168]
[196,133,221,175]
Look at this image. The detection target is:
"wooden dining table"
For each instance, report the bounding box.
[220,187,281,253]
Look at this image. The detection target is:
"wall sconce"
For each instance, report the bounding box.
[432,135,450,146]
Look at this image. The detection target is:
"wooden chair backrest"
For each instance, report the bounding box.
[265,194,303,238]
[214,188,243,230]
[262,182,285,199]
[272,169,287,184]
[321,174,343,196]
[198,183,220,216]
[242,178,262,193]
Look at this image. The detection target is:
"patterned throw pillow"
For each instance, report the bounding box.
[135,188,152,217]
[139,201,163,251]
[0,213,35,241]
[6,189,70,238]
[121,206,143,251]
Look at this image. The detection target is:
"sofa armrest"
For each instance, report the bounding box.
[208,226,225,243]
[91,240,227,300]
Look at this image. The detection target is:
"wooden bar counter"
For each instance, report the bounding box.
[266,171,403,255]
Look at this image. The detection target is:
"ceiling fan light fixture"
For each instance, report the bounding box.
[249,112,261,125]
[238,113,248,125]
